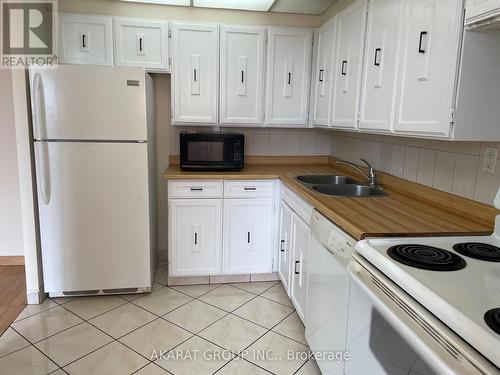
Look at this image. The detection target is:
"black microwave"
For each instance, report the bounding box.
[180,132,244,171]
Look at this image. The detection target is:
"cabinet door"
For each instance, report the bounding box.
[59,13,113,66]
[279,201,294,292]
[330,0,368,129]
[220,26,265,126]
[265,28,313,127]
[168,199,222,276]
[114,18,168,71]
[312,19,336,127]
[359,0,403,132]
[393,0,462,137]
[290,215,311,321]
[466,0,500,23]
[172,23,219,125]
[223,199,273,274]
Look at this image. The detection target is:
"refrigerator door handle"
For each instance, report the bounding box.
[36,142,51,205]
[32,73,47,140]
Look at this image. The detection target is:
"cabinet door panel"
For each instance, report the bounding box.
[265,28,313,127]
[223,199,273,274]
[359,0,403,131]
[59,14,113,66]
[114,18,168,71]
[172,23,219,125]
[168,199,222,276]
[466,0,500,23]
[291,215,311,321]
[313,20,336,127]
[279,201,294,292]
[393,0,462,136]
[331,0,368,129]
[220,26,265,125]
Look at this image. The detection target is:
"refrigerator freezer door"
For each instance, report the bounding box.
[30,65,147,141]
[34,142,151,293]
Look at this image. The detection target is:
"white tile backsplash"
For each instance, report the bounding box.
[331,131,500,205]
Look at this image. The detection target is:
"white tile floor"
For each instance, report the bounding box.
[0,268,321,375]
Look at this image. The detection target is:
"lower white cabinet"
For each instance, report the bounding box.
[278,185,313,322]
[290,214,311,321]
[168,180,275,277]
[168,199,222,276]
[223,199,273,274]
[278,202,294,292]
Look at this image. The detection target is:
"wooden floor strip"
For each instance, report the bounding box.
[0,265,26,335]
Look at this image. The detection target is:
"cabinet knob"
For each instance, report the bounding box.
[295,260,300,275]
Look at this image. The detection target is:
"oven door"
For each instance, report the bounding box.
[347,253,498,375]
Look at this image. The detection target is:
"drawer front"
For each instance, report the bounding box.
[282,185,313,224]
[168,180,223,198]
[224,180,275,198]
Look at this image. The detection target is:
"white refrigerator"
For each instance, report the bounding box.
[30,65,157,297]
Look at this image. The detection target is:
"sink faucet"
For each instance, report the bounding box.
[336,159,377,186]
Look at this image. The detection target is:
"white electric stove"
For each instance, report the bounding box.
[354,192,500,374]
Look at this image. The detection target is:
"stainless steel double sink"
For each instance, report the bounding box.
[296,175,387,197]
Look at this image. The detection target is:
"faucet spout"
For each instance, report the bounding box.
[336,159,377,186]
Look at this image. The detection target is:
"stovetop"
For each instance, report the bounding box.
[355,222,500,368]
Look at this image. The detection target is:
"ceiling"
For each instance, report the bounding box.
[121,0,338,15]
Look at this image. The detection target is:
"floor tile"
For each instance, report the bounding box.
[198,314,266,353]
[11,306,83,343]
[198,285,255,312]
[135,363,172,374]
[244,331,309,375]
[0,345,58,374]
[217,357,272,374]
[233,296,293,329]
[229,282,277,295]
[133,287,193,316]
[272,312,307,345]
[170,284,219,298]
[163,300,226,333]
[63,341,148,375]
[50,297,77,305]
[295,358,322,375]
[155,336,232,375]
[49,370,67,375]
[0,327,30,357]
[35,322,112,366]
[120,319,192,359]
[89,303,156,339]
[14,299,58,321]
[63,295,126,320]
[260,284,293,307]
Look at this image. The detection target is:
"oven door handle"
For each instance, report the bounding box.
[347,257,495,375]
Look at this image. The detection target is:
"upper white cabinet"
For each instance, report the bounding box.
[358,0,403,132]
[312,19,336,127]
[265,28,313,127]
[220,26,266,126]
[59,14,114,66]
[114,18,169,71]
[466,0,500,26]
[171,23,219,125]
[393,0,462,137]
[330,0,368,129]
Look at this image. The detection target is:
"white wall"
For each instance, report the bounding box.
[0,70,24,256]
[331,131,500,205]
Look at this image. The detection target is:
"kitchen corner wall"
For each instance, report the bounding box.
[153,74,332,260]
[0,70,24,256]
[330,131,500,205]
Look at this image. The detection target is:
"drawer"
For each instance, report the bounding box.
[224,180,275,198]
[282,184,313,225]
[168,180,223,198]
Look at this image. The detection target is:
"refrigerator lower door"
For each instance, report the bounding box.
[34,141,151,295]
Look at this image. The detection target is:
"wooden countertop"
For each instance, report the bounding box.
[164,157,497,240]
